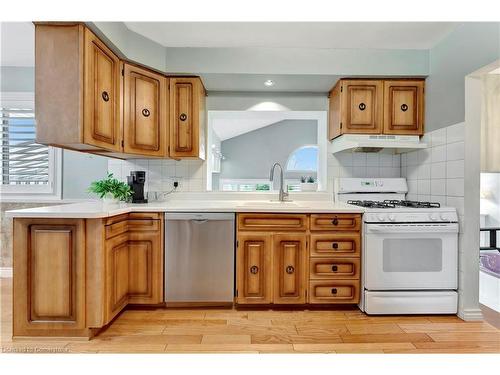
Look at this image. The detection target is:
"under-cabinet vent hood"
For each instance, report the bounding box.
[330,134,427,154]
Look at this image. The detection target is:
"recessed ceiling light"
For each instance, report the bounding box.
[264,80,274,87]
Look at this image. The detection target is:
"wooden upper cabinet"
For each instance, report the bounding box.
[328,80,383,139]
[272,234,307,304]
[35,23,121,152]
[83,29,122,151]
[383,80,425,135]
[328,78,425,139]
[236,233,273,304]
[169,77,206,159]
[123,63,168,157]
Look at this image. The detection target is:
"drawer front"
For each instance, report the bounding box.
[310,258,360,279]
[310,214,361,231]
[310,233,360,257]
[309,280,360,304]
[105,219,128,239]
[128,212,161,220]
[127,219,160,232]
[238,214,308,232]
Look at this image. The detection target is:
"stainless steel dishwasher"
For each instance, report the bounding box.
[165,212,235,303]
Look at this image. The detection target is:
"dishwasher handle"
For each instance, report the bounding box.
[191,218,209,224]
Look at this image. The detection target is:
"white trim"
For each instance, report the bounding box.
[0,91,63,201]
[0,267,13,278]
[458,308,484,321]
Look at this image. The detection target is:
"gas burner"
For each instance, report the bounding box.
[384,200,441,208]
[347,200,396,209]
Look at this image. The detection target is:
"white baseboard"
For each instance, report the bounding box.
[0,267,12,278]
[458,308,484,321]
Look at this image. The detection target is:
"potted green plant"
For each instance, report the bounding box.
[88,173,132,204]
[300,176,318,192]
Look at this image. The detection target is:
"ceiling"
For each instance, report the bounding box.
[125,22,457,50]
[201,73,341,92]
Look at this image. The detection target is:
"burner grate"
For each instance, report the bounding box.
[347,200,396,209]
[384,200,441,208]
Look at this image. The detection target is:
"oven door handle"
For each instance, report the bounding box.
[367,223,459,234]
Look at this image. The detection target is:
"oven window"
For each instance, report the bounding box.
[382,239,443,272]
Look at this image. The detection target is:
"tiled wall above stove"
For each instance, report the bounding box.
[326,151,401,192]
[401,122,465,216]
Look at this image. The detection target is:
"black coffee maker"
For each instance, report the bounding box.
[127,171,148,203]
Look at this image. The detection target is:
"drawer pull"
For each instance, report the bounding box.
[332,242,339,249]
[286,265,295,274]
[179,113,187,121]
[401,103,408,112]
[331,265,338,272]
[101,91,109,102]
[142,108,150,117]
[358,102,366,111]
[331,218,339,226]
[250,266,259,274]
[331,288,338,294]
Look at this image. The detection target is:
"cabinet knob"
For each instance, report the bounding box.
[332,242,339,249]
[286,265,295,274]
[331,218,339,226]
[358,102,366,111]
[142,108,150,117]
[250,265,259,274]
[331,265,338,272]
[331,288,338,295]
[101,91,109,102]
[179,113,187,121]
[401,103,408,112]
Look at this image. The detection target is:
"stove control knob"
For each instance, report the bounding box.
[440,213,450,221]
[377,214,386,221]
[388,214,396,222]
[430,213,439,221]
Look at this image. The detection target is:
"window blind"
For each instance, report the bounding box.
[0,106,49,185]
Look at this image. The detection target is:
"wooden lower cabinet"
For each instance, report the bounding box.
[12,213,164,338]
[272,234,307,304]
[236,233,273,304]
[105,232,130,322]
[236,213,361,306]
[13,219,88,337]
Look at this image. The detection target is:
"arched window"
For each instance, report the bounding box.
[286,145,318,172]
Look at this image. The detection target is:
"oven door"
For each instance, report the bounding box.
[364,223,458,290]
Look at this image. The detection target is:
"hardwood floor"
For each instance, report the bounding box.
[1,278,499,353]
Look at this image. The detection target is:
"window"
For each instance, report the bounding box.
[286,145,318,172]
[220,179,271,192]
[0,92,61,200]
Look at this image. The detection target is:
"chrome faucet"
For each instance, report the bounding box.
[269,162,290,202]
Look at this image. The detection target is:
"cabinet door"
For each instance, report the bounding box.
[128,224,164,305]
[105,232,129,322]
[383,80,424,135]
[169,77,206,159]
[13,219,87,337]
[272,234,307,304]
[341,80,383,134]
[123,63,168,157]
[236,233,272,304]
[83,28,122,151]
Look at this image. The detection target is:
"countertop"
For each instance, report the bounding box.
[5,199,364,218]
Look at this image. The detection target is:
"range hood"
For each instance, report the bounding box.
[330,134,427,154]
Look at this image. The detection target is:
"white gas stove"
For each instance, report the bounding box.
[334,178,459,315]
